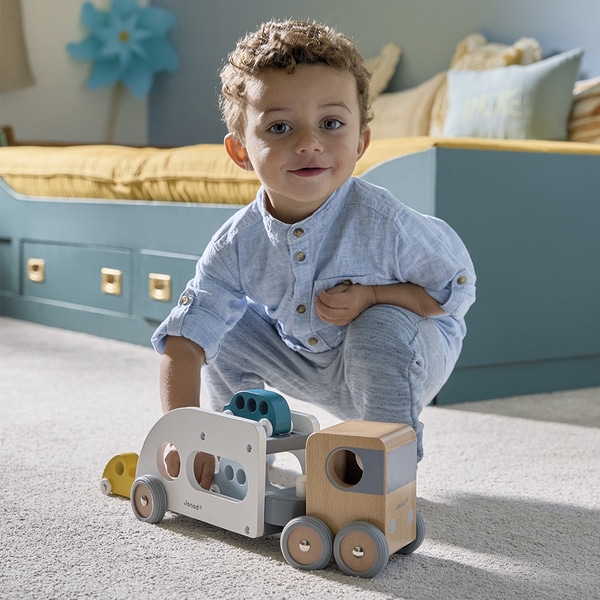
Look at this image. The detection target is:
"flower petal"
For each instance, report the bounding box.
[138,7,176,36]
[66,37,101,61]
[87,58,122,89]
[111,0,139,20]
[122,55,154,97]
[144,37,179,72]
[81,2,108,29]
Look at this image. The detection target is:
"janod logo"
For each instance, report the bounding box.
[184,499,202,511]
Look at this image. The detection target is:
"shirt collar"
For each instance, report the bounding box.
[257,179,353,243]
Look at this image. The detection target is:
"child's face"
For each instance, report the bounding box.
[225,63,370,223]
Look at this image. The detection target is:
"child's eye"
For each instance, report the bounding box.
[268,122,291,134]
[321,118,343,130]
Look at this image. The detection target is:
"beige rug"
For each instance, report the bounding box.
[1,317,599,599]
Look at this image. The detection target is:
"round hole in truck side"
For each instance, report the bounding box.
[326,448,364,489]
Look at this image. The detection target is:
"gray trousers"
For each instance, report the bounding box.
[203,303,450,460]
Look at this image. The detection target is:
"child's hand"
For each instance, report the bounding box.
[315,283,376,326]
[164,445,215,490]
[193,452,216,489]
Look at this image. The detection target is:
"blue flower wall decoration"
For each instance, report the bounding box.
[67,0,178,98]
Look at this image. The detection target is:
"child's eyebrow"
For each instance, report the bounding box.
[321,101,353,113]
[262,107,291,116]
[262,102,353,116]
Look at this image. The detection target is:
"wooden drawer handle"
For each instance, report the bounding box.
[27,258,46,283]
[148,273,171,302]
[101,268,122,296]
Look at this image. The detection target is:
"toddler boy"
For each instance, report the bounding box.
[152,19,476,486]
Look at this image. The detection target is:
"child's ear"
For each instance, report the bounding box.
[224,134,254,171]
[357,126,371,160]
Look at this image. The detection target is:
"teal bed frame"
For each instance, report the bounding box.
[2,145,599,403]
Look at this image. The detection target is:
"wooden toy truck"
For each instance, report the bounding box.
[124,390,424,577]
[281,419,424,577]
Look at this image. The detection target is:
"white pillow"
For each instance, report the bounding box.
[443,48,583,140]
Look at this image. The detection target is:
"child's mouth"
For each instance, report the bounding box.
[291,167,328,177]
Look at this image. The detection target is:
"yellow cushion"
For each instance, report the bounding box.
[365,43,402,101]
[2,138,599,204]
[0,144,261,204]
[0,141,415,204]
[369,72,446,139]
[569,77,600,143]
[0,140,429,203]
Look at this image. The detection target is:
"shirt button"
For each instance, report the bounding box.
[457,275,467,285]
[296,251,306,262]
[180,295,191,305]
[296,304,307,314]
[293,228,305,238]
[341,279,352,286]
[308,337,319,346]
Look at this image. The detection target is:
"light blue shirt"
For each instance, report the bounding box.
[152,177,476,363]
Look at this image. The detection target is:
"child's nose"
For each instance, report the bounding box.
[294,128,323,153]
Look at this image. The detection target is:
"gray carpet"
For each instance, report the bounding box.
[1,316,599,599]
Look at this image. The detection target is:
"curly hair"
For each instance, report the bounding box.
[220,20,372,142]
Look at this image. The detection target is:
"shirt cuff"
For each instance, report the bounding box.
[429,269,476,319]
[151,289,233,362]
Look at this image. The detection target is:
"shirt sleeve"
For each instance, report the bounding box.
[394,207,476,320]
[151,246,247,361]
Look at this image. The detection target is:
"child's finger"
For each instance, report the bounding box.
[194,452,216,490]
[318,289,347,309]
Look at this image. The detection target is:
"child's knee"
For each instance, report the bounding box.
[343,305,446,408]
[345,305,423,360]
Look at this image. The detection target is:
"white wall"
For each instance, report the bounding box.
[149,0,600,146]
[3,0,599,147]
[0,0,147,145]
